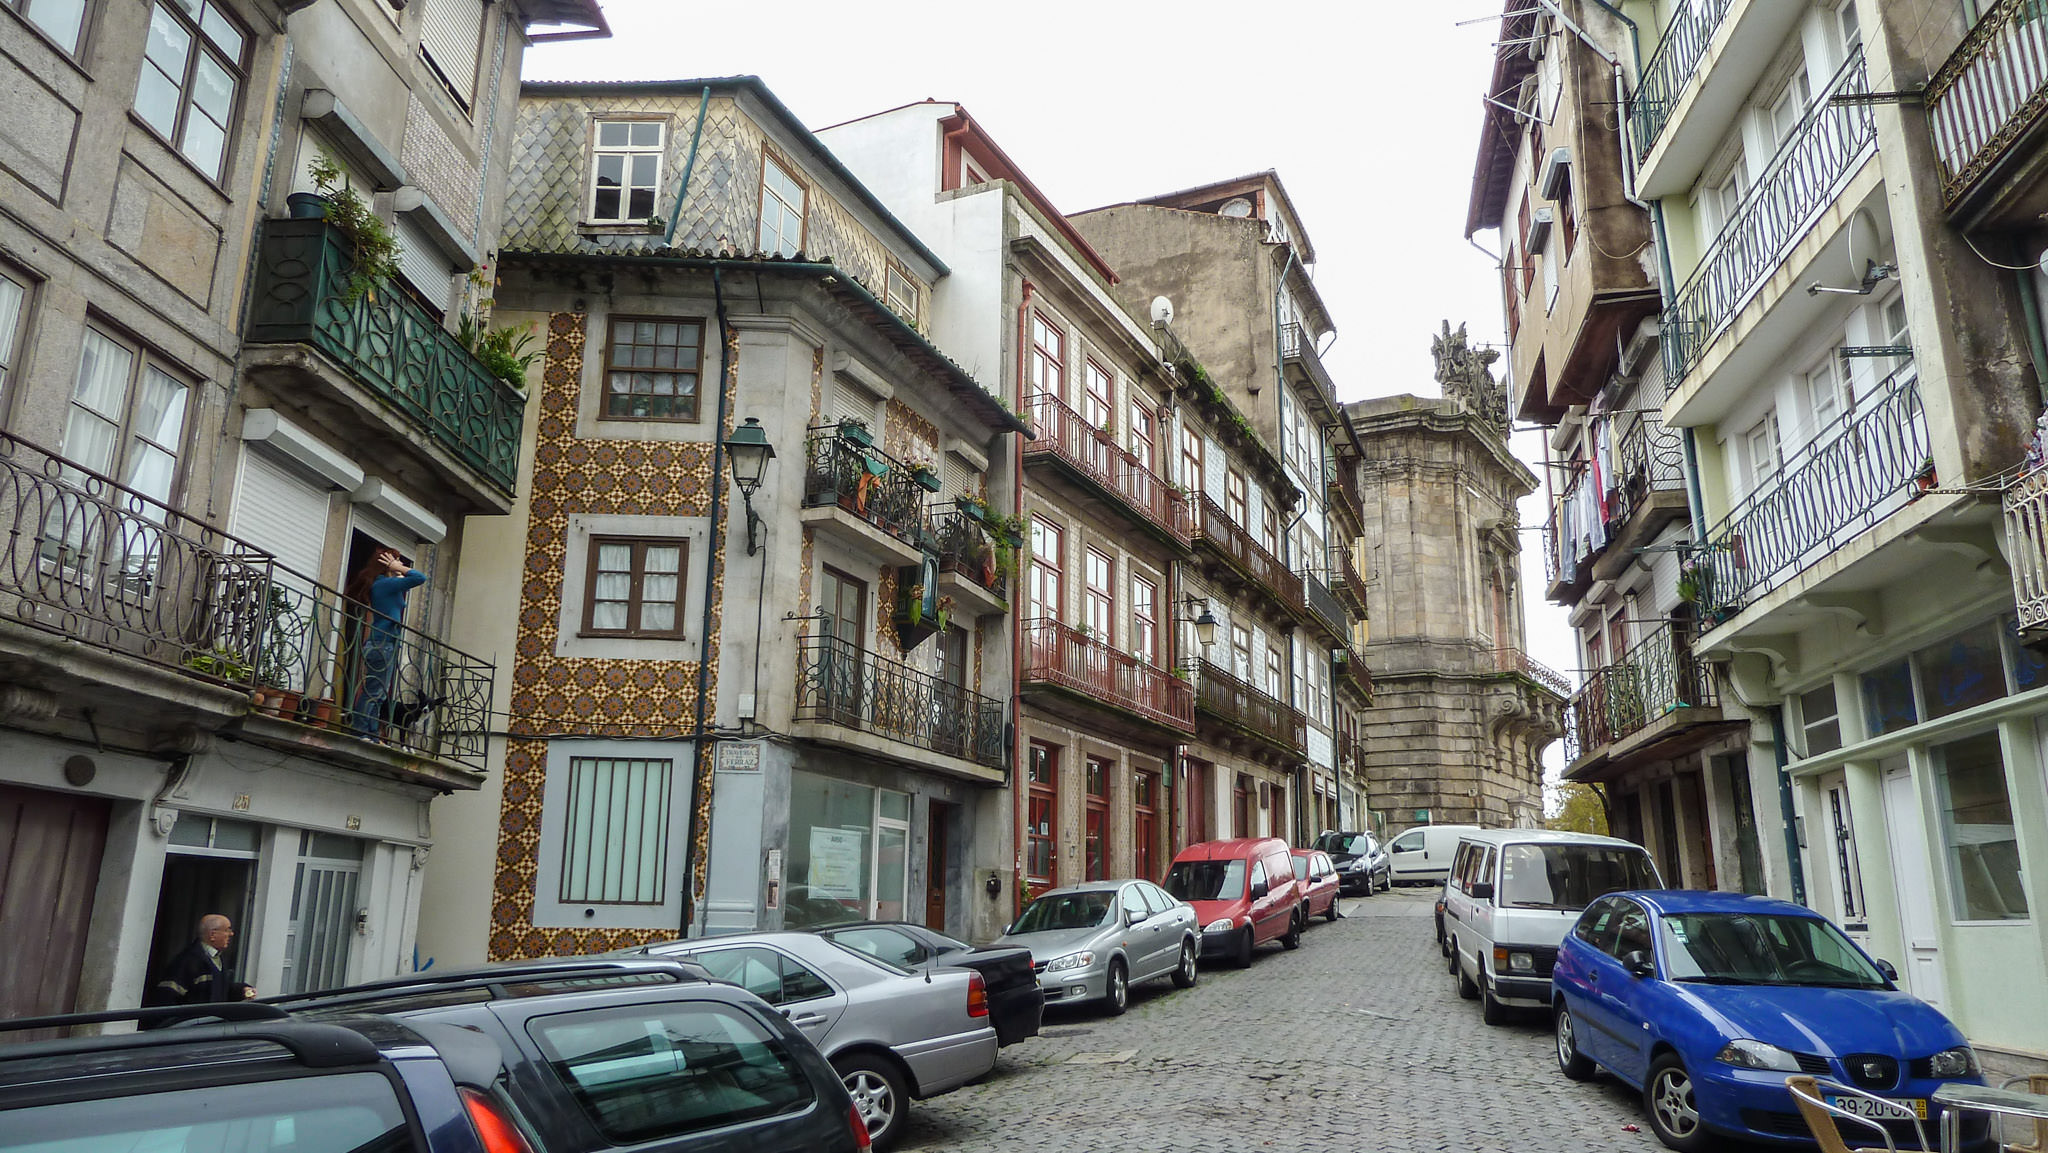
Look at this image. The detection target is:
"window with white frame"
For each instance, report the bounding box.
[1831,0,1862,64]
[5,0,87,53]
[1881,295,1913,378]
[134,0,247,179]
[418,0,484,109]
[1744,413,1781,490]
[559,755,674,904]
[884,265,919,326]
[758,151,806,257]
[1802,353,1850,442]
[589,120,664,223]
[1931,731,2029,921]
[1700,147,1749,239]
[1764,67,1813,152]
[63,326,189,507]
[1799,683,1842,756]
[0,268,28,409]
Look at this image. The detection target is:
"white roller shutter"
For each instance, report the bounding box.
[394,215,455,315]
[231,450,333,586]
[828,376,878,429]
[420,0,484,106]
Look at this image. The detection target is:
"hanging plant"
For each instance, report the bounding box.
[307,150,402,306]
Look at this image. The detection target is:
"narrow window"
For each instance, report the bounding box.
[1030,313,1064,401]
[135,0,248,178]
[1225,469,1248,527]
[418,0,484,108]
[1131,575,1158,665]
[1085,548,1114,640]
[1027,743,1058,887]
[1028,516,1064,620]
[758,151,806,257]
[582,536,688,638]
[1083,360,1113,429]
[884,265,920,325]
[64,326,190,507]
[560,756,672,903]
[1130,402,1157,474]
[1084,757,1111,881]
[589,120,665,223]
[0,268,29,408]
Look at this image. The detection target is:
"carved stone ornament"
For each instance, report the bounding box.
[1431,320,1510,436]
[152,806,180,838]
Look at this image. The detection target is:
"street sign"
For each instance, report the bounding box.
[1415,809,1430,822]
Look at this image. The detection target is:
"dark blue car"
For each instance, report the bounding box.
[1550,890,1987,1151]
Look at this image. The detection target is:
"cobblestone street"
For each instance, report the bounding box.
[900,888,1667,1153]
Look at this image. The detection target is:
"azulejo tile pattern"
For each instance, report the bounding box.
[488,310,735,960]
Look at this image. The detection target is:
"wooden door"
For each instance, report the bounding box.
[925,802,951,929]
[0,785,110,1027]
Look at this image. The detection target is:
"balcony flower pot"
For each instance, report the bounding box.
[911,465,942,492]
[1912,459,1937,498]
[300,697,338,726]
[959,497,989,523]
[286,192,331,220]
[839,418,874,448]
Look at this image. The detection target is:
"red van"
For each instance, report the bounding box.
[1163,837,1305,968]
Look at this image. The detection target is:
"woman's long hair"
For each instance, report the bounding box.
[342,553,388,607]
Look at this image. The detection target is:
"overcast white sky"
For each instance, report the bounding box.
[524,0,1578,784]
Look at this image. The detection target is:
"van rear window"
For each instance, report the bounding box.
[3,1070,416,1153]
[1498,844,1659,910]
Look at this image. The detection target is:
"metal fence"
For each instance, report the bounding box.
[1304,571,1349,639]
[1608,413,1688,528]
[802,425,928,545]
[1927,0,2048,206]
[0,428,494,768]
[1564,622,1719,765]
[1194,658,1307,757]
[2004,464,2048,630]
[1022,617,1193,732]
[1493,645,1572,697]
[1691,364,1927,620]
[1663,51,1876,390]
[932,502,1007,600]
[1194,494,1305,614]
[794,634,1006,769]
[1630,0,1737,166]
[1023,391,1190,542]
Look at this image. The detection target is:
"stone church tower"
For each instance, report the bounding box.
[1348,324,1562,833]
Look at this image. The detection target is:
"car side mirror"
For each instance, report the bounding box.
[1126,907,1150,925]
[1470,881,1495,901]
[1251,879,1269,900]
[1622,950,1654,978]
[1875,958,1898,983]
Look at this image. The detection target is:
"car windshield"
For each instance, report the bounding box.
[1498,844,1660,910]
[1315,832,1375,856]
[1012,891,1115,933]
[1660,913,1888,988]
[1164,859,1246,902]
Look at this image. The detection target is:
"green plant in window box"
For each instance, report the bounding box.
[307,150,403,306]
[185,645,252,682]
[457,314,541,389]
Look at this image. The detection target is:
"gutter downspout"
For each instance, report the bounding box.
[2015,267,2048,403]
[1767,704,1807,905]
[1012,277,1035,918]
[686,264,734,936]
[661,87,712,249]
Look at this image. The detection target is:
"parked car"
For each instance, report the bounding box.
[1313,830,1389,894]
[268,956,872,1153]
[1443,828,1662,1024]
[996,879,1200,1015]
[815,920,1044,1046]
[1551,891,1990,1152]
[1165,837,1305,967]
[1291,848,1343,920]
[633,931,996,1150]
[1387,823,1482,885]
[0,1003,512,1153]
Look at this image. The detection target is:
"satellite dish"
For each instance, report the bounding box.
[1150,296,1174,326]
[1219,198,1254,218]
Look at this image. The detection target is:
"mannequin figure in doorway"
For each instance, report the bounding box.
[343,547,425,737]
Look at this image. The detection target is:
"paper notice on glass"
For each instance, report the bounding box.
[808,827,865,900]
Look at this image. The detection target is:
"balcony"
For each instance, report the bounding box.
[1492,646,1571,698]
[2010,466,2048,632]
[1689,363,1928,625]
[1279,324,1341,423]
[801,425,930,566]
[1562,623,1729,777]
[1544,466,1600,603]
[1332,645,1373,703]
[1325,456,1365,531]
[1332,546,1370,618]
[1194,659,1307,761]
[1591,415,1691,583]
[1193,494,1305,622]
[1630,0,1735,168]
[1662,53,1876,393]
[1928,0,2048,224]
[930,502,1009,617]
[792,634,1006,782]
[1303,570,1349,641]
[243,219,524,512]
[1021,617,1194,736]
[1022,392,1191,548]
[0,429,493,781]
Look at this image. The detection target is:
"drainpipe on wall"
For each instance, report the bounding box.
[684,265,735,936]
[1011,277,1035,918]
[1766,704,1807,906]
[2014,267,2048,404]
[660,88,712,250]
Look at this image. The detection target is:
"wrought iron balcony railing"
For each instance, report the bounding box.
[1194,658,1307,757]
[802,425,929,545]
[2006,464,2048,631]
[1324,456,1366,528]
[1279,323,1340,418]
[1333,645,1374,701]
[1493,645,1572,697]
[1023,392,1191,544]
[1022,617,1193,733]
[794,634,1006,769]
[245,219,523,497]
[1332,545,1370,617]
[1630,0,1736,166]
[1193,494,1305,615]
[0,429,493,769]
[932,502,1008,601]
[1304,571,1349,639]
[1562,622,1719,766]
[1608,414,1688,530]
[1928,0,2048,210]
[1663,52,1876,390]
[1690,363,1927,621]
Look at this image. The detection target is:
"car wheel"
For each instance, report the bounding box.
[1280,909,1303,950]
[1456,956,1479,1000]
[1235,925,1255,969]
[1645,1054,1712,1153]
[1171,938,1198,988]
[1103,959,1128,1016]
[835,1054,908,1152]
[1325,896,1340,922]
[1446,938,1459,974]
[1554,1005,1596,1081]
[1481,979,1511,1026]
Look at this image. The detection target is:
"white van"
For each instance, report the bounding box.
[1385,824,1480,885]
[1441,829,1662,1025]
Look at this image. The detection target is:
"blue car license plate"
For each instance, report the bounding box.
[1825,1095,1928,1120]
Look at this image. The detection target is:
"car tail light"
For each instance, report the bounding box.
[848,1102,873,1150]
[967,971,989,1017]
[460,1088,535,1153]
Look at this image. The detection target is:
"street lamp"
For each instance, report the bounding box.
[1182,596,1218,649]
[722,417,776,556]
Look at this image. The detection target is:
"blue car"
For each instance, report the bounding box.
[1550,890,1988,1151]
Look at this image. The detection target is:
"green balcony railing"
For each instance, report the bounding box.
[246,219,523,496]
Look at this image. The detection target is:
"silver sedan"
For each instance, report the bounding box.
[630,930,996,1151]
[997,879,1200,1015]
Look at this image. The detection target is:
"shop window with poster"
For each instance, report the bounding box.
[786,771,911,928]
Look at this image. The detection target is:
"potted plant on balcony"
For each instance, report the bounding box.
[958,492,990,523]
[905,444,943,493]
[1676,556,1714,606]
[458,312,542,390]
[252,585,306,718]
[185,645,252,683]
[1912,456,1938,497]
[893,580,940,649]
[307,150,402,306]
[837,416,874,448]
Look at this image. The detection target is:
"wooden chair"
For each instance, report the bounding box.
[2003,1074,2048,1153]
[1785,1075,1930,1153]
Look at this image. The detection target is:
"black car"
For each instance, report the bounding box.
[1314,830,1391,894]
[814,920,1045,1047]
[271,957,871,1153]
[0,1002,504,1153]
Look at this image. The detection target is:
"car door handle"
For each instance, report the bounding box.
[785,1012,828,1026]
